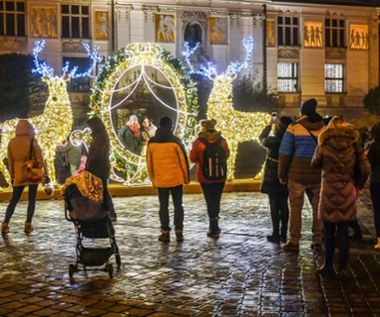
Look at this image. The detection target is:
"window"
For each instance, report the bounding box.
[63,57,91,92]
[0,0,25,36]
[325,18,345,47]
[277,63,298,92]
[325,64,344,93]
[277,16,299,46]
[61,4,89,39]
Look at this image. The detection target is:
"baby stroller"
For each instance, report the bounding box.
[63,172,121,278]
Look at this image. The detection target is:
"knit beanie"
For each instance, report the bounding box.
[160,116,173,128]
[199,119,217,132]
[300,98,317,115]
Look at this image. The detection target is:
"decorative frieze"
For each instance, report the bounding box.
[278,47,300,59]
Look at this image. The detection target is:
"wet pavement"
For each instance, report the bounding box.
[0,189,380,316]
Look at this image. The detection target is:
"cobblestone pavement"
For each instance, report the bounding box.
[0,191,380,317]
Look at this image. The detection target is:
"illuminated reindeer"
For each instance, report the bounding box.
[0,40,100,185]
[184,38,270,179]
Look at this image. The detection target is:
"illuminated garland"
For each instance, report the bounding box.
[89,42,198,185]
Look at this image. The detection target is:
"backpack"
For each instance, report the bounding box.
[199,137,227,181]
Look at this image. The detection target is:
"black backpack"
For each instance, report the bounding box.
[199,137,227,181]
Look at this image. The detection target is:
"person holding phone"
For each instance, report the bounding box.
[259,115,293,243]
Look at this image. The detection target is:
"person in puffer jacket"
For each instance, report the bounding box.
[311,116,370,277]
[278,98,325,252]
[147,116,189,243]
[190,119,230,239]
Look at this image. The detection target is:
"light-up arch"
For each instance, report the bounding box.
[89,43,198,185]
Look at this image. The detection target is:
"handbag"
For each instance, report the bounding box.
[26,139,44,183]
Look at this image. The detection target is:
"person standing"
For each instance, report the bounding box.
[118,114,142,155]
[366,121,380,249]
[57,138,82,175]
[86,116,117,221]
[259,116,293,243]
[1,119,49,234]
[146,116,189,243]
[140,116,157,156]
[190,119,230,238]
[311,116,370,276]
[278,98,325,251]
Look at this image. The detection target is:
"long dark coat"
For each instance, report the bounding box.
[86,117,111,181]
[259,124,288,194]
[311,126,363,222]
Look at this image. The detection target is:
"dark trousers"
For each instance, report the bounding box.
[201,182,225,229]
[370,182,380,237]
[158,185,184,231]
[323,221,349,269]
[101,179,115,216]
[4,184,38,223]
[268,192,289,238]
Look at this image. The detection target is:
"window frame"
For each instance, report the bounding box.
[325,17,345,48]
[277,62,299,93]
[277,15,299,46]
[61,4,90,39]
[324,63,344,93]
[0,0,25,36]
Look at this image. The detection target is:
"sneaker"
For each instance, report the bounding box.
[282,241,299,251]
[175,230,184,242]
[24,222,34,234]
[267,234,281,243]
[311,242,322,251]
[158,230,170,243]
[1,222,9,234]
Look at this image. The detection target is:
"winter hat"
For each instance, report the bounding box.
[300,98,317,115]
[129,114,139,123]
[199,119,217,132]
[278,116,293,130]
[160,116,173,128]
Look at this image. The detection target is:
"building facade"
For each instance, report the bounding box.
[0,0,379,120]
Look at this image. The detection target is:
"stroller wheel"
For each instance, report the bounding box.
[107,263,113,277]
[69,264,77,278]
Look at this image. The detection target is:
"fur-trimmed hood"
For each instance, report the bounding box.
[197,129,222,142]
[318,126,360,150]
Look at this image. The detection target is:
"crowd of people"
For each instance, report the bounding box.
[2,100,380,280]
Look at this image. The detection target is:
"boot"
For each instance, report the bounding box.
[374,237,380,249]
[158,230,170,243]
[1,222,9,234]
[207,218,221,238]
[24,221,34,234]
[175,229,184,242]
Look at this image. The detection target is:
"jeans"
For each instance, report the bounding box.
[4,184,38,223]
[158,185,184,231]
[370,181,380,237]
[323,221,349,269]
[268,192,289,238]
[287,179,323,244]
[200,182,225,220]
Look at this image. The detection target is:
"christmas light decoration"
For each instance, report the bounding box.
[184,37,270,179]
[89,42,198,185]
[0,40,100,185]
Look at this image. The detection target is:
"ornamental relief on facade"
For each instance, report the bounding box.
[30,7,58,38]
[325,48,346,60]
[278,48,299,59]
